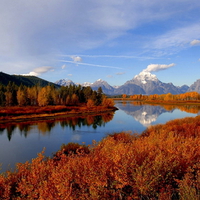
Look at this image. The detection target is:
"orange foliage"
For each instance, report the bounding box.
[0,116,200,199]
[102,98,115,108]
[130,91,200,102]
[86,99,95,108]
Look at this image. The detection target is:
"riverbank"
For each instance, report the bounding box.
[113,97,200,105]
[0,105,118,124]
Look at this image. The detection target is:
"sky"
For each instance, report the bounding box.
[0,0,200,87]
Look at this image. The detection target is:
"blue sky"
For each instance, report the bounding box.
[0,0,200,87]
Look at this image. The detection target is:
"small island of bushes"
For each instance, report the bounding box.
[0,83,117,123]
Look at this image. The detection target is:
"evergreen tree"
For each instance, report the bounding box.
[5,82,18,106]
[0,84,6,106]
[96,87,104,105]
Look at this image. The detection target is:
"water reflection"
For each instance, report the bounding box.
[0,112,115,141]
[116,101,200,127]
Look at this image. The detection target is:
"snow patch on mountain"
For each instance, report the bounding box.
[55,79,75,86]
[81,82,93,87]
[134,71,158,84]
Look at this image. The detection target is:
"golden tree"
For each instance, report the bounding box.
[37,87,49,106]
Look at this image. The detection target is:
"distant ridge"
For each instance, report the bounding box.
[55,79,76,86]
[0,72,60,88]
[188,79,200,93]
[56,71,190,95]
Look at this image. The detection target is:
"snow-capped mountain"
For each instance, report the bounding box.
[133,70,158,84]
[55,79,76,86]
[81,82,93,87]
[55,71,190,95]
[55,78,114,94]
[116,71,185,95]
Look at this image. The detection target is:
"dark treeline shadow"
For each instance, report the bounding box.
[0,112,115,141]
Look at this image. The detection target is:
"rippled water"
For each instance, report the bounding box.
[0,101,198,172]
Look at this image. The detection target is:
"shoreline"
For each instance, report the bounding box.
[0,105,118,124]
[113,98,200,105]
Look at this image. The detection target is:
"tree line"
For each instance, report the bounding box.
[0,82,107,107]
[127,91,200,101]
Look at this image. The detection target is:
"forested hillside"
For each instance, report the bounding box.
[0,72,59,88]
[0,81,110,108]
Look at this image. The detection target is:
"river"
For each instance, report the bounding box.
[0,101,199,173]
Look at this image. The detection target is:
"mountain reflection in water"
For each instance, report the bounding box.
[116,101,200,127]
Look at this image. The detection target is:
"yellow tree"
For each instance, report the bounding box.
[164,93,173,101]
[122,94,127,99]
[27,86,39,106]
[17,85,27,106]
[38,87,49,106]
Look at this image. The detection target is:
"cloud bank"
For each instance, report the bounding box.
[143,63,175,72]
[116,72,126,75]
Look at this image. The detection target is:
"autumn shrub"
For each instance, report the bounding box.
[102,98,115,107]
[86,99,95,108]
[59,143,90,155]
[0,116,200,199]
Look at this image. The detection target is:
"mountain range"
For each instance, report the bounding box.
[1,71,200,95]
[55,71,195,95]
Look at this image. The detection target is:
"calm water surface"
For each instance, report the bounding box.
[0,101,198,172]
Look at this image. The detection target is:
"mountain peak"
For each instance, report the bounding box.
[55,79,76,86]
[81,82,92,87]
[93,79,109,86]
[134,70,158,84]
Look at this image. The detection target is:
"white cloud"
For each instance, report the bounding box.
[22,66,54,76]
[144,63,175,72]
[62,54,144,59]
[190,39,200,46]
[61,64,66,69]
[68,74,73,76]
[22,71,39,76]
[59,60,122,69]
[116,72,125,75]
[147,23,200,55]
[71,56,83,62]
